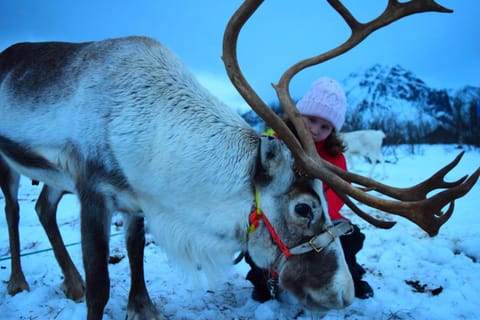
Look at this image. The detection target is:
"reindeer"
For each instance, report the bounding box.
[0,1,479,319]
[0,36,355,319]
[341,130,386,178]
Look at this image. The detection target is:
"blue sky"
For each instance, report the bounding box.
[1,1,478,111]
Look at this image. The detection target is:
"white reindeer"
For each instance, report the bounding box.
[1,2,477,320]
[341,130,386,179]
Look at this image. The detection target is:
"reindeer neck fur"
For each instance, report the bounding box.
[101,37,262,279]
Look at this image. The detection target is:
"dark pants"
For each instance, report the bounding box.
[339,224,366,282]
[246,224,366,298]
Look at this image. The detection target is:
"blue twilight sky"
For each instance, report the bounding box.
[1,1,478,111]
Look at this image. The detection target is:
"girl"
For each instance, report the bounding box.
[246,77,374,301]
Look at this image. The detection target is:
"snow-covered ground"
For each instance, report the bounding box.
[0,144,479,320]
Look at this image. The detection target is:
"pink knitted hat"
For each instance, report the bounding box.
[296,77,347,131]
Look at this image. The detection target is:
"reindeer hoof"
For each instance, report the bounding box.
[126,299,161,320]
[61,278,85,302]
[126,308,162,320]
[7,273,30,295]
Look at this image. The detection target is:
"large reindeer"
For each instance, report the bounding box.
[0,1,478,319]
[0,39,353,320]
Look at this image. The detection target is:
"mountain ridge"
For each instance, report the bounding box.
[241,63,479,145]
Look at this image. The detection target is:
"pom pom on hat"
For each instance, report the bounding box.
[296,77,347,131]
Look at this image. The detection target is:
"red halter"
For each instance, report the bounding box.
[248,190,353,260]
[248,191,292,259]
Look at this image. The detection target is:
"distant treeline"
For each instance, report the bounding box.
[241,98,480,147]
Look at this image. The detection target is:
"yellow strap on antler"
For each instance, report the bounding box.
[263,128,276,137]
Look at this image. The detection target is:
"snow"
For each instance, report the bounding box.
[0,144,479,320]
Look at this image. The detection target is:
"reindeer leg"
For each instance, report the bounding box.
[35,185,85,301]
[0,159,29,295]
[124,214,160,319]
[367,158,377,178]
[379,154,386,179]
[79,188,112,320]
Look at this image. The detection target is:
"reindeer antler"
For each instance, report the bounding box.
[222,0,480,236]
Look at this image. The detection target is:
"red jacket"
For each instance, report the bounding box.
[314,140,348,221]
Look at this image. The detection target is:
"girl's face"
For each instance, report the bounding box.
[302,115,334,142]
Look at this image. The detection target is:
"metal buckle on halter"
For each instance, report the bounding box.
[308,236,325,253]
[308,225,339,253]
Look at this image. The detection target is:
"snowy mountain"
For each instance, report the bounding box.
[342,64,451,143]
[341,64,478,145]
[242,64,480,145]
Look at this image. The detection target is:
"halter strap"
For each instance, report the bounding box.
[289,221,353,255]
[248,190,353,259]
[249,190,292,258]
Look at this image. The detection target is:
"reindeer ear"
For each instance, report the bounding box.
[254,136,294,192]
[311,179,330,222]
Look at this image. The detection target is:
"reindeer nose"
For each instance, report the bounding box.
[336,273,355,308]
[320,272,355,310]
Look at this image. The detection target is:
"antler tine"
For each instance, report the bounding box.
[331,156,479,234]
[330,150,478,236]
[398,168,480,236]
[401,151,469,199]
[323,151,470,202]
[338,193,397,230]
[299,156,479,236]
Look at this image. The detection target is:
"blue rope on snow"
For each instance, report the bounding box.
[0,232,123,262]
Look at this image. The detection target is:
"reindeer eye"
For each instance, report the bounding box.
[295,203,313,220]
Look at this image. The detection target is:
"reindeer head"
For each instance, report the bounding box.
[247,136,354,310]
[223,0,479,312]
